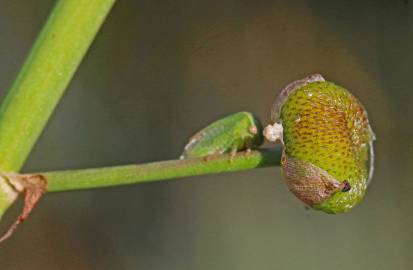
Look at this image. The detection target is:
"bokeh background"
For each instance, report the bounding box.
[0,0,412,269]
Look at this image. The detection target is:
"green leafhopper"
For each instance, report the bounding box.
[181,111,264,159]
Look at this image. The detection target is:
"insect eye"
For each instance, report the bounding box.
[341,180,351,192]
[249,125,258,134]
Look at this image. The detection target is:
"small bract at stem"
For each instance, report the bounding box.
[0,0,116,240]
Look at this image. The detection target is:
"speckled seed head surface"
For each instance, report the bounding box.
[274,78,374,213]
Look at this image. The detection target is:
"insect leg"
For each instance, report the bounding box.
[244,139,253,156]
[229,146,238,163]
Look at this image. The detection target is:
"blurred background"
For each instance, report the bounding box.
[0,0,412,269]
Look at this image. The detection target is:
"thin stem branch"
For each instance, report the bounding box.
[44,148,282,193]
[0,0,116,172]
[0,0,116,220]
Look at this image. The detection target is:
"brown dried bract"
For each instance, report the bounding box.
[281,154,343,206]
[0,173,47,242]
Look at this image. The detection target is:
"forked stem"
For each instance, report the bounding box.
[0,0,116,235]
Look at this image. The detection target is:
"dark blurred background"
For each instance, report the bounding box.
[0,0,412,269]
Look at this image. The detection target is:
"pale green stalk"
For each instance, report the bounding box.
[44,149,281,192]
[0,0,116,218]
[0,0,116,172]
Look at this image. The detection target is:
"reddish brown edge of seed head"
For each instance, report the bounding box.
[270,74,325,123]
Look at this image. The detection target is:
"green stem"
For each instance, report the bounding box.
[0,0,116,223]
[45,149,282,192]
[0,0,116,172]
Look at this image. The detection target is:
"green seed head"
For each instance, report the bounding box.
[268,75,375,214]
